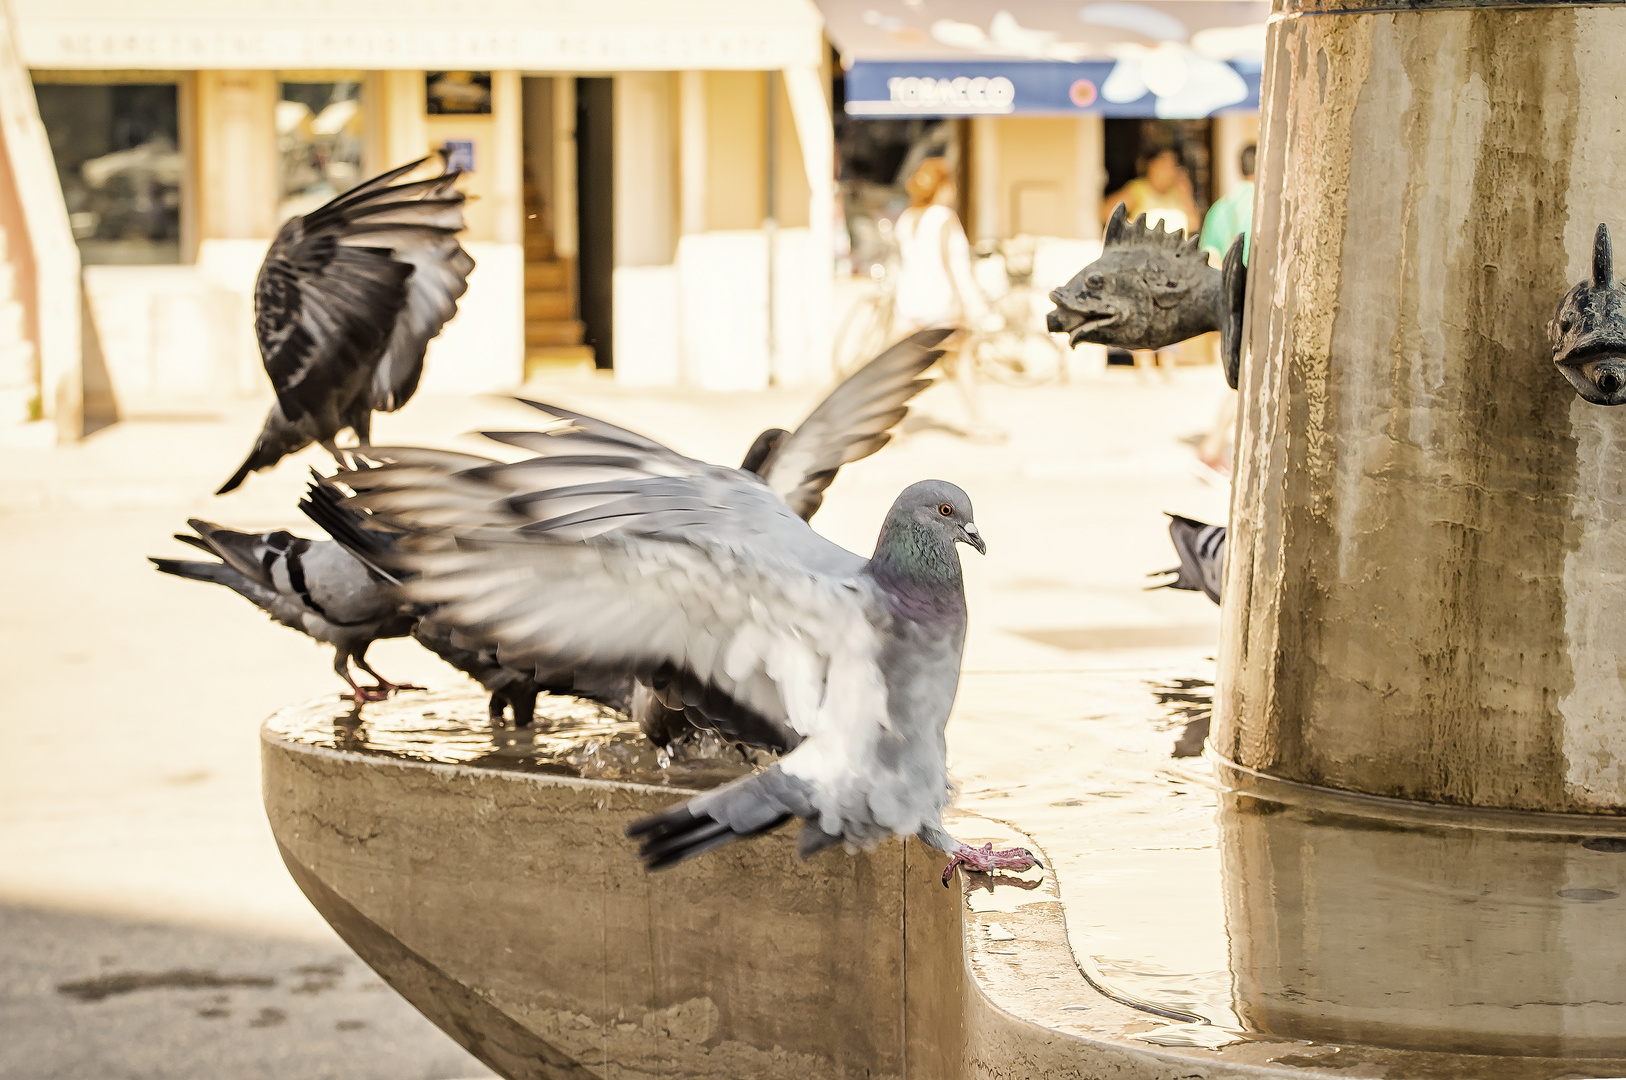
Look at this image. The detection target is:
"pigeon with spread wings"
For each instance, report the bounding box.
[294,330,948,730]
[491,328,952,745]
[218,157,475,494]
[337,429,1041,883]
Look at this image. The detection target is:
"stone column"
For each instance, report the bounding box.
[1216,0,1626,813]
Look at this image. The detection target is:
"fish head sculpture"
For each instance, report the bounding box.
[1551,223,1626,406]
[1047,203,1226,356]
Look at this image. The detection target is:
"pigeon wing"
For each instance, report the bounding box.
[345,451,877,750]
[254,159,473,425]
[760,328,950,520]
[348,170,475,411]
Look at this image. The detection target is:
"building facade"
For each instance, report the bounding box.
[2,0,834,434]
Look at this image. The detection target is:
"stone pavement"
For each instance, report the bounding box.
[0,365,1231,1078]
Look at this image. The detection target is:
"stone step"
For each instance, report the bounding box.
[524,293,573,320]
[525,319,585,347]
[526,261,570,290]
[524,346,598,381]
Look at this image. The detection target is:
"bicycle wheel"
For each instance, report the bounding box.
[973,327,1066,386]
[834,291,894,375]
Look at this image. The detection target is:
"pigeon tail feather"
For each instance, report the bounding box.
[626,764,815,870]
[1161,513,1226,604]
[149,557,280,613]
[216,457,256,495]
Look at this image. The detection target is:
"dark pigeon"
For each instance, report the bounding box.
[1149,513,1226,605]
[150,519,419,703]
[218,157,475,493]
[335,433,1042,884]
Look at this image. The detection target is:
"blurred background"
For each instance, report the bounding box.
[0,1,1260,1076]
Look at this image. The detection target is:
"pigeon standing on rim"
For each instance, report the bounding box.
[336,425,1043,884]
[217,156,475,494]
[149,519,420,703]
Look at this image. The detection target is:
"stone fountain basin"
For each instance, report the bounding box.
[262,682,1626,1079]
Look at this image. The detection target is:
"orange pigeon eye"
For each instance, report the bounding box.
[939,504,953,516]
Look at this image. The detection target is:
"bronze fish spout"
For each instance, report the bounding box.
[1550,223,1626,406]
[1048,202,1247,388]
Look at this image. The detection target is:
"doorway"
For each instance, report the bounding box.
[575,77,614,370]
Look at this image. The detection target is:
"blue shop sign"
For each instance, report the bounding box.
[844,58,1261,119]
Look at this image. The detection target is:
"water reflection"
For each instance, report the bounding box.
[1043,675,1626,1058]
[1218,768,1626,1057]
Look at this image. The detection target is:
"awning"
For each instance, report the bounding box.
[15,0,825,71]
[821,1,1268,118]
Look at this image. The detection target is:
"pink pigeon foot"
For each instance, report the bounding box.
[941,842,1044,887]
[362,679,426,697]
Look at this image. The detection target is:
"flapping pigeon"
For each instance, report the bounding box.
[613,328,951,746]
[334,426,1043,884]
[1149,513,1226,604]
[301,328,947,729]
[217,157,475,494]
[298,475,630,724]
[150,519,419,703]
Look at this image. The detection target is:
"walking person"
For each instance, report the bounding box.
[893,157,1006,443]
[1101,147,1202,377]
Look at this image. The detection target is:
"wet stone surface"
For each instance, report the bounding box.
[265,688,767,791]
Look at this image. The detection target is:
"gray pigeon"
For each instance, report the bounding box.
[150,519,419,702]
[218,157,475,494]
[595,328,951,747]
[1149,513,1225,604]
[335,434,1043,883]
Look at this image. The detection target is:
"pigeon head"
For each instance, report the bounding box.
[886,480,985,556]
[1550,223,1626,406]
[868,481,982,617]
[739,427,789,475]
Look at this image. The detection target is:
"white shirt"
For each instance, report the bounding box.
[894,203,984,331]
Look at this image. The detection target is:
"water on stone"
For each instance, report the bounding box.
[271,677,1626,1062]
[264,688,767,792]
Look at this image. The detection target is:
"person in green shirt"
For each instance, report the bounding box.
[1195,144,1256,477]
[1200,143,1256,264]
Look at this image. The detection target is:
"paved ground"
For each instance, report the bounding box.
[0,363,1232,1078]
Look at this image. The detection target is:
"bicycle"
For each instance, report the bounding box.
[834,261,897,377]
[966,239,1069,387]
[833,232,1069,386]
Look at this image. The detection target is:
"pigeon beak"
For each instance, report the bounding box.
[962,521,986,555]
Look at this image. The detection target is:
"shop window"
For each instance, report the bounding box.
[34,79,182,265]
[277,79,365,222]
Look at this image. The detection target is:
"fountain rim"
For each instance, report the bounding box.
[1209,744,1626,834]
